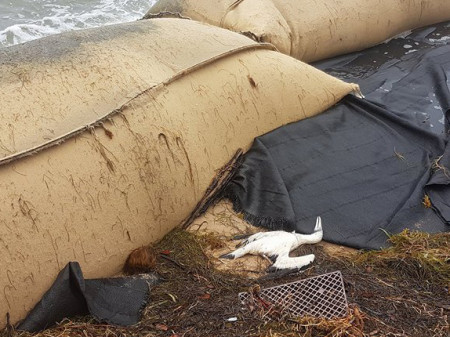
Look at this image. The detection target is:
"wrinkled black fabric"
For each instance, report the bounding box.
[225,23,450,249]
[315,22,450,134]
[425,144,450,223]
[17,262,159,332]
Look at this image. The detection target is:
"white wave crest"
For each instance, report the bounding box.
[0,0,156,48]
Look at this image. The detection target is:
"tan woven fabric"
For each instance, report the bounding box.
[0,18,357,327]
[147,0,450,62]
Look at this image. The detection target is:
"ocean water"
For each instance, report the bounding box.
[0,0,155,48]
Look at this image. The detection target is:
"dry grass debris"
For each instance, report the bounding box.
[2,228,448,337]
[354,230,449,287]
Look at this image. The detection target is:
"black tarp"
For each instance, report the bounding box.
[17,262,160,332]
[224,22,450,250]
[316,22,450,135]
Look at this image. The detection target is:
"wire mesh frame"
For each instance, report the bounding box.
[239,271,348,319]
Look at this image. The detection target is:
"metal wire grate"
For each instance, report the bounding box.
[239,271,348,319]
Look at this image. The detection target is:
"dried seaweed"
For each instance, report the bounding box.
[354,230,449,287]
[3,229,448,337]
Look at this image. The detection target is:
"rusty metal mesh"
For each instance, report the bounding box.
[239,271,348,319]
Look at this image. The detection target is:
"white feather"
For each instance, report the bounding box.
[221,216,323,271]
[271,254,315,270]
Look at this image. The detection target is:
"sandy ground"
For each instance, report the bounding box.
[187,200,356,277]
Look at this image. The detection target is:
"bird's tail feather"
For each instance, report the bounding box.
[298,216,323,244]
[314,216,322,233]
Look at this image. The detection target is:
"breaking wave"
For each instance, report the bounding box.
[0,0,155,48]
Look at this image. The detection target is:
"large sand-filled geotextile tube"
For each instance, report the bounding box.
[146,0,450,62]
[0,18,358,327]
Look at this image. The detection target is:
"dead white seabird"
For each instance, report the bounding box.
[220,216,323,272]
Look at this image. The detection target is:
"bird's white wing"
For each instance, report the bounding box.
[270,254,315,271]
[220,233,293,259]
[239,231,288,246]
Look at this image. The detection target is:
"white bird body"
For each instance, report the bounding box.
[221,216,323,272]
[271,254,315,270]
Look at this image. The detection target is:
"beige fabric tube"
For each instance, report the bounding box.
[147,0,450,62]
[0,17,259,160]
[222,0,292,56]
[0,18,357,327]
[272,0,450,62]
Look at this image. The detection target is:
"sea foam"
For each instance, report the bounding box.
[0,0,155,48]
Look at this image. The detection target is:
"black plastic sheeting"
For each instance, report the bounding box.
[224,22,450,250]
[17,262,160,332]
[316,22,450,135]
